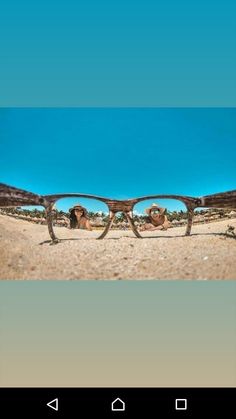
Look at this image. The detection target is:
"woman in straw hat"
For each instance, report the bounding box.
[69,204,93,230]
[139,203,170,231]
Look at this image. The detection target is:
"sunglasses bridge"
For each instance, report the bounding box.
[106,200,136,214]
[96,200,141,239]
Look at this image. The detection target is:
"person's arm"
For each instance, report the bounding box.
[85,219,93,231]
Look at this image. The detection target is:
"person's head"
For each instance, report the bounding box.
[69,204,88,228]
[145,203,165,218]
[74,206,84,219]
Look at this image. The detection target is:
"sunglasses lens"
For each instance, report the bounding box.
[134,199,188,238]
[50,197,109,240]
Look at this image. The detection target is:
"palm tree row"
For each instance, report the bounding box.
[1,206,230,223]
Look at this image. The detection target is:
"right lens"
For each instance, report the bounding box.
[134,198,188,238]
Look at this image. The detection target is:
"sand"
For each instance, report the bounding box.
[0,214,236,280]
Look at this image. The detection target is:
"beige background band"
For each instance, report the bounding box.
[0,282,235,387]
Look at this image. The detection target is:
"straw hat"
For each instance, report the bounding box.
[69,204,84,213]
[145,203,165,216]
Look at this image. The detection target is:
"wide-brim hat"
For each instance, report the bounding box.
[69,204,84,213]
[145,203,165,215]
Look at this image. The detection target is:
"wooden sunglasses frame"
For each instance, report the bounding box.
[1,183,236,243]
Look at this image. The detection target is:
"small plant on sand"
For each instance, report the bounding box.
[225,225,236,237]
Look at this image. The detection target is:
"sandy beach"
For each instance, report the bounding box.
[0,214,236,280]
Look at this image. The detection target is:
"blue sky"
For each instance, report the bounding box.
[0,1,236,106]
[0,108,236,203]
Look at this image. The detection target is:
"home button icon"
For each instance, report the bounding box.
[111,398,125,412]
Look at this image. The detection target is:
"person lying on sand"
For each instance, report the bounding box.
[69,204,93,230]
[139,203,171,231]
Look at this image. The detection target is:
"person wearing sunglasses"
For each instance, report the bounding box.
[139,203,171,232]
[69,204,92,231]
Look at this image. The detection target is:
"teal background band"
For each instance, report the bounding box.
[1,0,236,390]
[0,282,235,387]
[0,0,236,106]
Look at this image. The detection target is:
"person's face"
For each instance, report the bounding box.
[151,209,160,219]
[75,208,83,219]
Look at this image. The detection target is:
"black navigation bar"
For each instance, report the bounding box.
[0,388,235,418]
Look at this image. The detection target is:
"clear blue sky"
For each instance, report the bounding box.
[0,108,235,200]
[0,1,236,106]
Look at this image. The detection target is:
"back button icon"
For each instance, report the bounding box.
[46,398,59,411]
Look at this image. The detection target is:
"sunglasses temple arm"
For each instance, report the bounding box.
[97,211,115,239]
[45,203,60,244]
[199,191,236,209]
[185,205,195,236]
[0,183,45,207]
[125,212,142,238]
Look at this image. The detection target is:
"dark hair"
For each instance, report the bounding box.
[69,209,78,229]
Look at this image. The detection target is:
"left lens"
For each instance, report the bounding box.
[50,197,109,240]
